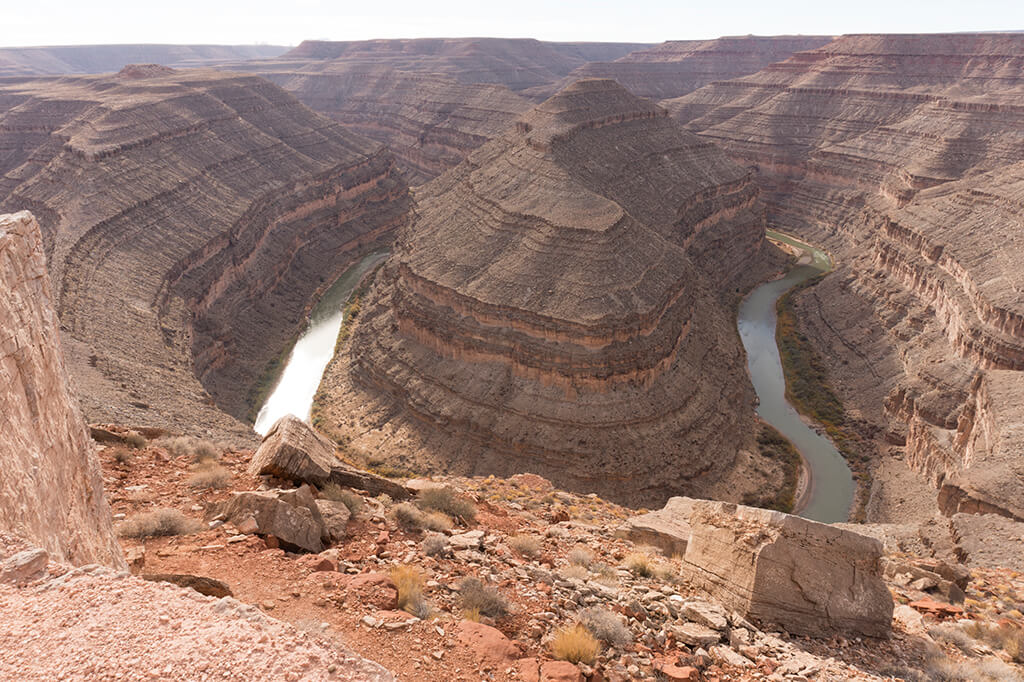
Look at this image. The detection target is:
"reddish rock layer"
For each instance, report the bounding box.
[667,34,1024,519]
[315,80,770,506]
[0,212,124,568]
[0,69,410,438]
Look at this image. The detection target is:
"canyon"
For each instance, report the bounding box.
[1,31,1024,681]
[666,33,1024,524]
[312,79,779,507]
[0,66,411,440]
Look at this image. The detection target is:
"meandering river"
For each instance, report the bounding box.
[252,251,389,436]
[254,235,854,522]
[737,231,855,523]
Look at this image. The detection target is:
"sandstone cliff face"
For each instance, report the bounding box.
[549,36,834,101]
[667,34,1024,520]
[0,211,124,568]
[315,80,770,506]
[0,68,411,438]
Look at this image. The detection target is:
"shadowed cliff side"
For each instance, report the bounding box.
[0,211,124,569]
[314,80,777,507]
[0,67,411,440]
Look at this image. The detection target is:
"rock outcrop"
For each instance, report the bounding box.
[0,69,411,439]
[250,415,410,499]
[0,211,124,569]
[680,498,893,638]
[667,34,1024,522]
[314,80,775,506]
[552,36,834,101]
[223,484,326,553]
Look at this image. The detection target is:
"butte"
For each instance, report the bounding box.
[315,79,776,506]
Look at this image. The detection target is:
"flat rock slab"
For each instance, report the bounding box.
[142,573,233,598]
[678,497,893,638]
[615,496,697,557]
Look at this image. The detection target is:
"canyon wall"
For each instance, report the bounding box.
[248,64,534,185]
[667,34,1024,521]
[280,38,650,92]
[0,67,410,439]
[315,80,774,507]
[0,211,124,568]
[553,36,834,101]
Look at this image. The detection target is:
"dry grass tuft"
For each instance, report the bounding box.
[509,534,542,559]
[551,623,600,664]
[422,533,450,558]
[625,552,653,578]
[390,564,429,618]
[117,508,200,538]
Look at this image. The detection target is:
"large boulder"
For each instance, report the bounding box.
[679,498,893,638]
[250,415,409,499]
[223,484,325,553]
[614,496,697,556]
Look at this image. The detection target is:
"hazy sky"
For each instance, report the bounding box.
[3,0,1023,47]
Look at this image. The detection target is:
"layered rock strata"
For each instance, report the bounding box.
[0,211,124,568]
[242,64,533,184]
[279,38,650,92]
[0,68,410,438]
[667,34,1024,520]
[556,36,834,101]
[315,80,770,506]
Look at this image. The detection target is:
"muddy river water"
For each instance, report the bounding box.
[737,231,855,522]
[253,251,388,436]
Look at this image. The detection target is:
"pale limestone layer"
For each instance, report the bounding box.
[0,211,124,569]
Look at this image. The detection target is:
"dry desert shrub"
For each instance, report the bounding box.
[961,621,1024,663]
[550,623,600,665]
[458,577,507,619]
[579,607,632,647]
[568,546,594,567]
[422,533,450,558]
[417,486,476,523]
[118,508,199,538]
[320,484,363,515]
[392,503,452,532]
[124,432,147,450]
[161,435,221,462]
[509,534,542,559]
[186,462,232,490]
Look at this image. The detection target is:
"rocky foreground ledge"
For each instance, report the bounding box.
[88,417,1024,681]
